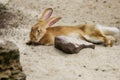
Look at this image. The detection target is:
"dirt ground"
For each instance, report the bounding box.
[0,0,120,80]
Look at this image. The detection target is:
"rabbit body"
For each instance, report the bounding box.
[27,8,119,46]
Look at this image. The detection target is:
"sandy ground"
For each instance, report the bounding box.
[0,0,120,80]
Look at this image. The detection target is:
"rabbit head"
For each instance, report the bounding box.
[29,8,61,43]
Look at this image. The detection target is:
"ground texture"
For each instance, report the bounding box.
[0,0,120,80]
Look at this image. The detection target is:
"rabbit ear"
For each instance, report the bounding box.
[40,8,53,21]
[47,17,61,27]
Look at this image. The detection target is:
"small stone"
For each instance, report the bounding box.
[23,53,27,55]
[95,68,99,71]
[83,65,87,68]
[103,1,107,3]
[96,0,98,2]
[78,74,82,77]
[102,69,106,72]
[73,20,77,23]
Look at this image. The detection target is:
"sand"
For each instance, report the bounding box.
[0,0,120,80]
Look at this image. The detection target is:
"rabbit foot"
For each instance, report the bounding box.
[104,36,116,47]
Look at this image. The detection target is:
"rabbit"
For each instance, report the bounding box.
[26,8,120,47]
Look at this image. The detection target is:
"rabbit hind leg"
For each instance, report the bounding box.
[83,33,114,47]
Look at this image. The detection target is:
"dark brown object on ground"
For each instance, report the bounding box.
[55,36,95,54]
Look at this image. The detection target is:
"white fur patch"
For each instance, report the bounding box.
[84,35,103,43]
[57,36,93,47]
[96,24,120,35]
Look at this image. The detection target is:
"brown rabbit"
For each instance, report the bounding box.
[27,8,119,46]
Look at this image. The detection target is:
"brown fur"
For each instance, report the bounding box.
[27,8,117,47]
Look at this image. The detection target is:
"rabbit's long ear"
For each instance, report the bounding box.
[47,17,61,27]
[40,8,53,21]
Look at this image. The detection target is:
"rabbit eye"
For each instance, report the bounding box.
[37,30,40,32]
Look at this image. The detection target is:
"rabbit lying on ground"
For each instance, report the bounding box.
[27,8,119,47]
